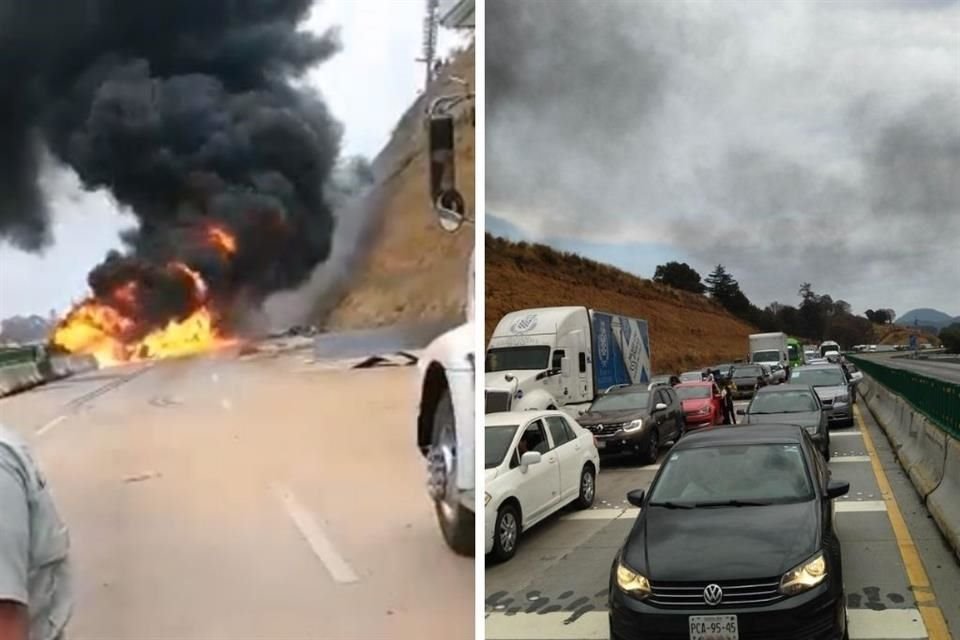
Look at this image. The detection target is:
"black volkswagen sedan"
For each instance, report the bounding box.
[609,425,849,640]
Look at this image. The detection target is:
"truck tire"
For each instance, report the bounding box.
[573,465,596,509]
[491,502,520,562]
[429,388,474,556]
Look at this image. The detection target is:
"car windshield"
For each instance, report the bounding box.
[485,346,550,372]
[676,386,711,400]
[732,365,762,377]
[649,444,815,505]
[589,391,650,412]
[485,425,519,469]
[790,368,846,387]
[749,391,818,413]
[753,351,780,363]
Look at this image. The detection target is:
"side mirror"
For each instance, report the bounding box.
[519,451,542,471]
[736,408,746,415]
[627,489,646,508]
[654,402,668,411]
[428,112,466,233]
[826,479,849,499]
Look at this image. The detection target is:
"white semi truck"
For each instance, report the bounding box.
[415,86,474,556]
[485,306,651,416]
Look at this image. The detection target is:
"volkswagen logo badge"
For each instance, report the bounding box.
[703,584,723,606]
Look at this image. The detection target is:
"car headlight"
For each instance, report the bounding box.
[622,419,643,433]
[484,492,491,506]
[616,560,651,599]
[779,551,827,595]
[835,394,849,404]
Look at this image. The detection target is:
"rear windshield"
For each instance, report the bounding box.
[732,365,762,377]
[676,386,711,400]
[790,368,846,387]
[650,444,814,505]
[749,391,818,413]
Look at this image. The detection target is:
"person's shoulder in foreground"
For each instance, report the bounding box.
[0,425,72,640]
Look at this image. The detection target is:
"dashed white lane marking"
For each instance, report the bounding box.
[564,500,885,521]
[832,431,864,437]
[564,508,641,521]
[485,609,926,639]
[36,415,67,436]
[271,484,359,584]
[831,455,872,463]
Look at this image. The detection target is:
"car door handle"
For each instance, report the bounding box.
[547,456,557,464]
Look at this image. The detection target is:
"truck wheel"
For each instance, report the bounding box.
[573,465,596,509]
[428,388,474,556]
[491,502,520,562]
[641,429,659,465]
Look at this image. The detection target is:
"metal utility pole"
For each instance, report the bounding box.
[417,0,440,91]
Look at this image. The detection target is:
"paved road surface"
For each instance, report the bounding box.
[857,352,960,384]
[0,333,472,640]
[485,400,960,639]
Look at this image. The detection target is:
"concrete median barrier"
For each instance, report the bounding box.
[927,437,960,563]
[860,373,959,562]
[0,363,44,398]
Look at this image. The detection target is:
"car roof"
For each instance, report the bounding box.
[485,410,570,427]
[674,424,806,448]
[754,383,816,394]
[797,362,843,370]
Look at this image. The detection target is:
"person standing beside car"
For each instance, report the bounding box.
[0,425,72,640]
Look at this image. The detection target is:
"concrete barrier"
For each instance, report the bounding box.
[0,363,44,398]
[860,373,958,562]
[927,437,960,563]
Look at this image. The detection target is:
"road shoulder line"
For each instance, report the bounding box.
[855,403,950,640]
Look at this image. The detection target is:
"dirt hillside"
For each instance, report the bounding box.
[322,45,475,331]
[874,325,941,348]
[485,234,758,374]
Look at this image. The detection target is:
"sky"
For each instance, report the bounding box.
[487,0,960,319]
[0,0,467,319]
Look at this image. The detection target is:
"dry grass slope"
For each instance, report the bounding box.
[323,46,475,330]
[485,234,758,374]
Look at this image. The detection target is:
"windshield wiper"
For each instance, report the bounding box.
[648,501,695,509]
[694,499,772,507]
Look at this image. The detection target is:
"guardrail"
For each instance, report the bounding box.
[847,354,959,440]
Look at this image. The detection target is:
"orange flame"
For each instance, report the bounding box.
[53,265,234,367]
[206,225,237,255]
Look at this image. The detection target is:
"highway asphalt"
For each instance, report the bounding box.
[484,399,960,640]
[857,351,960,385]
[0,333,473,640]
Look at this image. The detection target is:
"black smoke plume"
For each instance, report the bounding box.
[0,0,343,338]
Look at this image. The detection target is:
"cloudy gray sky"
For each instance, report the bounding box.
[487,0,960,318]
[0,0,466,319]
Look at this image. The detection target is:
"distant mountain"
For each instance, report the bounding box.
[895,308,959,330]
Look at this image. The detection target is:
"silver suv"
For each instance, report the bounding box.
[787,364,854,428]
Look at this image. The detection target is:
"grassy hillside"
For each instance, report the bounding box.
[323,45,475,330]
[485,234,758,374]
[874,324,941,348]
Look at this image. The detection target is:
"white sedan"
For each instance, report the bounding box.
[485,410,600,562]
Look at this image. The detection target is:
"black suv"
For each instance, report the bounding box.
[578,385,684,465]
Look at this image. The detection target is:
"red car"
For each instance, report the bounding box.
[675,381,723,430]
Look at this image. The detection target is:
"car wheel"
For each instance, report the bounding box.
[491,502,520,562]
[573,465,596,509]
[641,428,660,465]
[428,388,474,556]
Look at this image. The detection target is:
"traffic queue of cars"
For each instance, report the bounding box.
[485,347,864,639]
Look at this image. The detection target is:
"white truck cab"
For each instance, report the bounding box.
[486,307,651,417]
[415,87,475,556]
